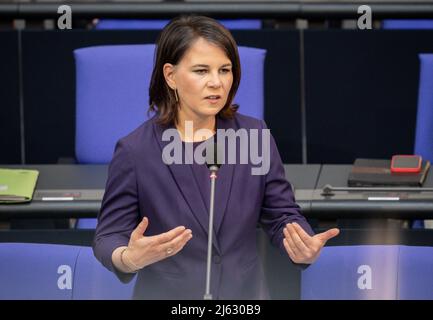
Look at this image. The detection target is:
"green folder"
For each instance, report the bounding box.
[0,169,39,203]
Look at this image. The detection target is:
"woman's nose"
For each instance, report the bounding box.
[207,72,222,88]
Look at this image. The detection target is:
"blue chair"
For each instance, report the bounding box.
[383,20,433,29]
[95,19,262,30]
[411,54,433,229]
[414,54,433,164]
[0,243,135,299]
[75,218,97,229]
[398,245,433,299]
[382,18,433,228]
[301,245,400,300]
[74,44,266,229]
[74,45,156,229]
[0,243,79,299]
[73,246,135,299]
[75,45,155,164]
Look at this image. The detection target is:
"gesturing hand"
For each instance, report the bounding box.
[283,222,339,264]
[123,217,193,270]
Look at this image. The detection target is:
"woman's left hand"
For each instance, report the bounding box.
[283,222,340,264]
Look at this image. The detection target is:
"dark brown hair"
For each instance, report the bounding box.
[149,15,241,126]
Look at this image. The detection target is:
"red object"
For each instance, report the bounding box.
[391,155,422,173]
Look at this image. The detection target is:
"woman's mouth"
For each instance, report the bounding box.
[205,95,221,104]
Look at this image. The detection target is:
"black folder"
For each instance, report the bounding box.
[348,158,431,187]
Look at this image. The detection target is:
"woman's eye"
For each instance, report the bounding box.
[220,68,231,74]
[194,69,207,74]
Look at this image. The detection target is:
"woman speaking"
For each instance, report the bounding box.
[93,15,339,299]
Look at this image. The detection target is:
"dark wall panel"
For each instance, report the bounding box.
[0,31,20,164]
[22,30,302,164]
[232,30,302,163]
[305,30,433,164]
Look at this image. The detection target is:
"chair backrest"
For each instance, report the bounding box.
[0,243,135,300]
[301,245,399,300]
[73,246,135,299]
[74,44,154,164]
[382,20,433,29]
[75,218,98,229]
[414,54,433,162]
[410,54,433,229]
[74,44,266,164]
[95,19,262,30]
[0,243,79,299]
[398,245,433,299]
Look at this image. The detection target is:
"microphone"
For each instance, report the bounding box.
[206,142,222,171]
[203,143,222,300]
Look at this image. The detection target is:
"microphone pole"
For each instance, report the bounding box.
[204,143,221,300]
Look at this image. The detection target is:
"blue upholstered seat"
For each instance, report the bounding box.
[411,54,433,229]
[95,19,262,30]
[0,243,135,299]
[383,20,433,30]
[301,245,400,300]
[397,245,433,299]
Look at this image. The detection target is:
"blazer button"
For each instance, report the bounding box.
[212,255,221,264]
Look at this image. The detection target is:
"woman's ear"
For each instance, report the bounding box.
[163,63,176,89]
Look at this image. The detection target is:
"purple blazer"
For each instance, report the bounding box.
[93,113,313,299]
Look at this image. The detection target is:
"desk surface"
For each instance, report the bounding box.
[310,165,433,219]
[8,165,108,190]
[0,164,319,219]
[0,165,106,218]
[1,164,433,219]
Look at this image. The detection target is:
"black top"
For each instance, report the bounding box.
[183,140,212,213]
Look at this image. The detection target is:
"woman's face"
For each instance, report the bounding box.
[164,37,234,122]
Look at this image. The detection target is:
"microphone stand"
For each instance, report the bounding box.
[204,164,219,300]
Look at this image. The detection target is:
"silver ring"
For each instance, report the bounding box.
[166,247,173,255]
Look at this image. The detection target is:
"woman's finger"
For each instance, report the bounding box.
[130,217,149,241]
[286,223,310,254]
[283,238,298,262]
[292,222,315,247]
[153,225,187,244]
[162,229,193,256]
[284,227,301,257]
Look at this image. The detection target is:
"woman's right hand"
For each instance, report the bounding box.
[122,217,193,271]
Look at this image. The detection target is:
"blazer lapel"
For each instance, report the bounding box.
[153,120,221,254]
[213,117,235,235]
